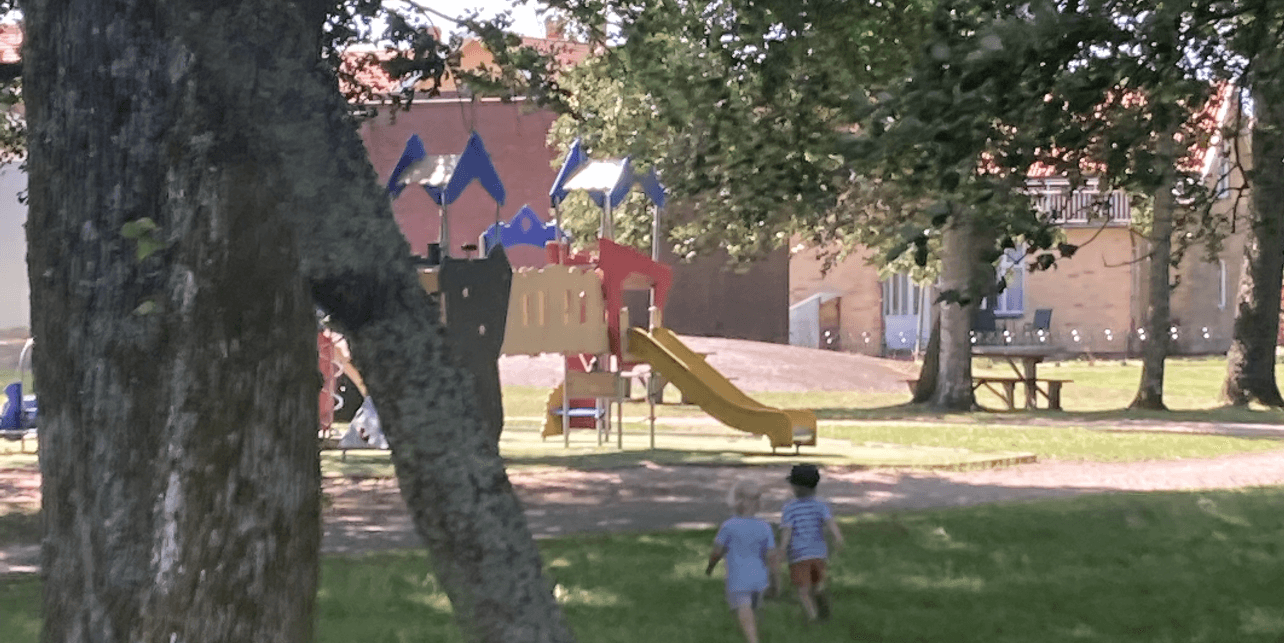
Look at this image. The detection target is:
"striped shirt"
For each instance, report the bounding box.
[780,496,832,563]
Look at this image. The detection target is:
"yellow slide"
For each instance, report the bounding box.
[627,327,817,449]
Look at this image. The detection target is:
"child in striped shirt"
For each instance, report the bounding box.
[779,463,844,621]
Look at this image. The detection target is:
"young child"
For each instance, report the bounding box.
[778,463,844,621]
[707,479,776,643]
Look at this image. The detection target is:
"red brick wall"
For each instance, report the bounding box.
[359,99,560,269]
[358,98,789,341]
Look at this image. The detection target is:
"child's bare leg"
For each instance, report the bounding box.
[735,605,760,643]
[813,580,831,620]
[795,586,818,620]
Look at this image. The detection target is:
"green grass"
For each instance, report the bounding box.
[0,368,35,392]
[0,576,39,641]
[7,487,1284,642]
[311,356,1284,475]
[0,510,40,548]
[0,443,39,469]
[507,358,1284,426]
[824,422,1283,462]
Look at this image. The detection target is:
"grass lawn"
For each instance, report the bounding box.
[507,357,1284,425]
[821,422,1284,462]
[480,357,1284,471]
[7,487,1284,642]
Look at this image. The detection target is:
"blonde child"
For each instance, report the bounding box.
[778,464,844,621]
[706,479,776,643]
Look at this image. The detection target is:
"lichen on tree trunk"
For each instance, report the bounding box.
[26,3,321,641]
[1223,86,1284,408]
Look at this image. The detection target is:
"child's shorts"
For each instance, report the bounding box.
[726,590,763,610]
[789,558,827,587]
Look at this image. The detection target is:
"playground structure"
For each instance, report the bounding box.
[323,132,817,452]
[1,338,37,451]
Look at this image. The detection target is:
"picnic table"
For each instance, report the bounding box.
[971,344,1070,410]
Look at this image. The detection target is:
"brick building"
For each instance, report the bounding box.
[358,28,790,342]
[790,89,1253,357]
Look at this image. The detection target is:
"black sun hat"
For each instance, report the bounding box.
[787,463,820,488]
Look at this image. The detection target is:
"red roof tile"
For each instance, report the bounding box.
[0,23,21,64]
[341,35,593,99]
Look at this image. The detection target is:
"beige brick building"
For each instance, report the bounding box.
[789,178,1248,357]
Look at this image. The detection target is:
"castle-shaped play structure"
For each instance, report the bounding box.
[322,134,817,452]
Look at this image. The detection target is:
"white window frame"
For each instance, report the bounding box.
[882,273,921,317]
[1216,155,1232,200]
[991,247,1025,318]
[1217,259,1227,310]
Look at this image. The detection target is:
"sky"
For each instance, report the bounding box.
[422,0,547,37]
[0,163,27,330]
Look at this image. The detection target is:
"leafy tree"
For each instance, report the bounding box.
[544,0,933,259]
[21,1,575,641]
[1221,3,1284,407]
[853,0,1237,409]
[545,0,1234,410]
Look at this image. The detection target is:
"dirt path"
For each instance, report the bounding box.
[6,340,1283,574]
[317,448,1284,555]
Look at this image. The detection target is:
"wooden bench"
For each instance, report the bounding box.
[902,377,1072,410]
[972,376,1073,411]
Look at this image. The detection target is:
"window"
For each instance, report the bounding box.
[1216,155,1231,200]
[1217,259,1227,310]
[992,247,1025,317]
[882,273,921,316]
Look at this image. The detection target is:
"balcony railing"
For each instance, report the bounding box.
[1027,180,1131,225]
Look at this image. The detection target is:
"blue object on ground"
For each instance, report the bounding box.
[0,382,19,429]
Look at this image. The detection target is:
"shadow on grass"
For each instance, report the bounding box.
[322,446,856,480]
[0,510,41,548]
[502,447,850,471]
[11,484,1284,643]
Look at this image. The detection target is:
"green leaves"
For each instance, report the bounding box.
[120,217,165,261]
[544,0,935,262]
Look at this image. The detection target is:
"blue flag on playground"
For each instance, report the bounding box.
[636,167,667,209]
[549,139,588,207]
[433,131,506,206]
[386,134,427,198]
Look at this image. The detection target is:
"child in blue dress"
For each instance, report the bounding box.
[707,479,776,643]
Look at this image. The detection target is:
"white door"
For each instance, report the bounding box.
[882,273,928,351]
[789,295,822,348]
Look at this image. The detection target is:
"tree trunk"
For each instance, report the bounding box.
[184,5,573,643]
[912,314,942,403]
[25,3,321,641]
[26,2,574,643]
[1130,132,1178,410]
[932,208,980,410]
[1223,89,1284,407]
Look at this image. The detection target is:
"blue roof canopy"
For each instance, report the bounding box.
[480,205,571,254]
[386,134,426,198]
[551,139,668,212]
[564,158,635,210]
[635,167,667,209]
[549,139,588,207]
[386,132,506,206]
